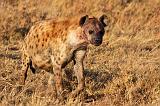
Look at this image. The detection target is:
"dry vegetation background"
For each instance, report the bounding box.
[0,0,160,106]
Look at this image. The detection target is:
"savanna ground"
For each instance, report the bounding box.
[0,0,160,106]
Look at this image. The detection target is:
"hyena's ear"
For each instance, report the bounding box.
[79,15,89,27]
[99,15,107,27]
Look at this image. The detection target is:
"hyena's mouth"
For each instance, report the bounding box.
[91,38,102,46]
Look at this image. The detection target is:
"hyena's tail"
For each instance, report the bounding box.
[20,57,36,85]
[29,60,36,74]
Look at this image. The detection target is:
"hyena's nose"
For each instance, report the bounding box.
[95,38,101,43]
[93,38,102,46]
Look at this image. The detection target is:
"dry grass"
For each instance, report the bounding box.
[0,0,160,106]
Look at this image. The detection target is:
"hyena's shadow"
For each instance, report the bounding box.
[63,68,114,102]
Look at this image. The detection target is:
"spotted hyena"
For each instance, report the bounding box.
[20,15,108,98]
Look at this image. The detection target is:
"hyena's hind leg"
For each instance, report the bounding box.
[20,52,30,85]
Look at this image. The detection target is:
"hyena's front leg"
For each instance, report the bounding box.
[49,56,63,98]
[48,67,63,100]
[71,50,86,98]
[54,66,63,96]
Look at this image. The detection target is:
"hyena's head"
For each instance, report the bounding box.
[79,15,107,46]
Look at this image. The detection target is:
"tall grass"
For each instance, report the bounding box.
[0,0,160,105]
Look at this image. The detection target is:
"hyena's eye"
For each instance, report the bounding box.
[99,30,105,35]
[89,30,94,34]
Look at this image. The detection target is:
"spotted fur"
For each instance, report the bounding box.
[20,15,108,99]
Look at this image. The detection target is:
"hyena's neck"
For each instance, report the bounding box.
[67,27,89,47]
